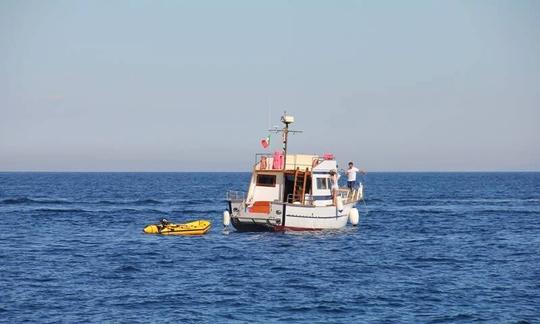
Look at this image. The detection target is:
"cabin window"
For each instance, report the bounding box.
[256,174,276,187]
[316,177,330,190]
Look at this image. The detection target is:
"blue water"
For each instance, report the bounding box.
[1,172,539,323]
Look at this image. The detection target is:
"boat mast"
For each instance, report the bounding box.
[282,116,290,170]
[268,112,302,204]
[271,112,302,171]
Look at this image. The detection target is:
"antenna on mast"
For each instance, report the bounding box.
[267,98,271,130]
[267,111,303,170]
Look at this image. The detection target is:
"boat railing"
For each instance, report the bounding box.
[338,185,364,204]
[226,191,246,202]
[286,193,306,204]
[284,187,363,206]
[254,153,325,171]
[254,153,275,170]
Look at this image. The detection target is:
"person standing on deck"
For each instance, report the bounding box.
[346,162,360,190]
[329,169,340,205]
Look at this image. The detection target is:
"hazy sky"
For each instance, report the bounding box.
[1,1,539,171]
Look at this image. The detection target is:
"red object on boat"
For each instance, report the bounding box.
[248,201,271,214]
[323,153,334,160]
[272,151,284,169]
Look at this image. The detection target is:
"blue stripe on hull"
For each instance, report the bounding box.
[285,214,348,219]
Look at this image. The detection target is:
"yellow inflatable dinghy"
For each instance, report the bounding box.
[143,220,211,235]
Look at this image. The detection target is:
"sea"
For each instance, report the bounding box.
[0,172,538,323]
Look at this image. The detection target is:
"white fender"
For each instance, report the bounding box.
[223,210,231,227]
[357,184,364,201]
[349,208,359,226]
[336,196,344,212]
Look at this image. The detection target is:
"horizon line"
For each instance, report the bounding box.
[0,170,539,173]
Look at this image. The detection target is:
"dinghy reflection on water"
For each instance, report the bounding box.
[225,113,364,232]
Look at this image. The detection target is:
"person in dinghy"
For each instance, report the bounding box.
[158,218,170,233]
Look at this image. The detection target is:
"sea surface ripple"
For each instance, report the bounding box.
[0,172,538,323]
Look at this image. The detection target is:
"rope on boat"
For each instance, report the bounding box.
[359,173,369,217]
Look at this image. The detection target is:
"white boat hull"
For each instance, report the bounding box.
[228,201,354,231]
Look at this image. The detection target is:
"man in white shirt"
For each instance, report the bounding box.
[346,162,360,190]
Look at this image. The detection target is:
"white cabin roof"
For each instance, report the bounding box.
[255,154,336,172]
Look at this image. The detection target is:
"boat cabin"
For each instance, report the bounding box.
[246,153,338,208]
